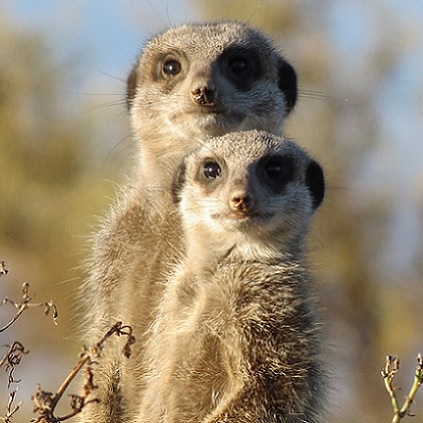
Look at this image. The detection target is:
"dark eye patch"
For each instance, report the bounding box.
[228,55,251,75]
[221,47,261,90]
[260,155,294,192]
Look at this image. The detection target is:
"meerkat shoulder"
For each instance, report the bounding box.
[80,21,303,423]
[137,130,326,423]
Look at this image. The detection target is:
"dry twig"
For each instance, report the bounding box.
[0,390,22,423]
[0,262,62,422]
[1,282,58,333]
[0,261,8,277]
[382,354,423,423]
[0,342,29,387]
[31,321,135,423]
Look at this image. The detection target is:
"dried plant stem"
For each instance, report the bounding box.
[0,263,60,422]
[0,305,27,333]
[0,342,29,387]
[1,283,58,333]
[45,353,90,416]
[31,321,135,422]
[1,390,22,423]
[0,261,8,276]
[382,354,423,423]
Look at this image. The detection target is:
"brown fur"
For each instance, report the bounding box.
[138,130,326,423]
[79,21,297,422]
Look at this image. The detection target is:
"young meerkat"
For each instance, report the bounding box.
[138,130,326,423]
[80,22,297,422]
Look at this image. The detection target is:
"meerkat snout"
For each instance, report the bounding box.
[127,22,298,145]
[175,130,325,254]
[81,21,305,423]
[191,85,216,106]
[229,189,255,214]
[137,130,327,423]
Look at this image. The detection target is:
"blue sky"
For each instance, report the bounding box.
[3,0,423,274]
[4,1,195,77]
[2,2,422,418]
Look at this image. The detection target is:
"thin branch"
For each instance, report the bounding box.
[31,322,135,423]
[382,354,423,423]
[0,390,22,423]
[0,342,29,388]
[0,261,8,277]
[382,355,401,417]
[1,283,58,333]
[0,262,60,422]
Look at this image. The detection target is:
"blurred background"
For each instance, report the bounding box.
[0,0,422,421]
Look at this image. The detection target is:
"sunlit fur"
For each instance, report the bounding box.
[138,130,326,423]
[128,21,297,194]
[179,133,317,270]
[79,22,296,423]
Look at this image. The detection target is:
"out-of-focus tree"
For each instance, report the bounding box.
[1,1,421,421]
[191,1,422,421]
[0,11,127,421]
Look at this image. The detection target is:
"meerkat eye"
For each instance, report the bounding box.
[264,156,293,185]
[228,56,250,75]
[223,49,260,90]
[203,160,222,180]
[162,59,182,77]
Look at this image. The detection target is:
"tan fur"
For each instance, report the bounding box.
[79,22,297,422]
[138,130,326,423]
[127,21,297,193]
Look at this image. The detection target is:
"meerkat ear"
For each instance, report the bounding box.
[126,65,138,110]
[277,58,297,114]
[305,160,325,210]
[171,161,187,205]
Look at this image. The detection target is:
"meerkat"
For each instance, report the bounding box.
[137,130,326,423]
[80,22,297,422]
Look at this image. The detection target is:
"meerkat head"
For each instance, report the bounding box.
[173,130,324,260]
[127,22,297,153]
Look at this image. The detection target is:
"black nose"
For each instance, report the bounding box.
[230,191,254,213]
[191,86,216,106]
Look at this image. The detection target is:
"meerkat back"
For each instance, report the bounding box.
[79,22,298,422]
[138,130,326,423]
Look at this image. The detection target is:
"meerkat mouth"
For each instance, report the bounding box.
[197,111,247,132]
[214,211,275,224]
[184,106,245,120]
[195,106,225,115]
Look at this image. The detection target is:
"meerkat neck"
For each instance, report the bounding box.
[133,124,203,194]
[136,150,171,191]
[185,228,301,275]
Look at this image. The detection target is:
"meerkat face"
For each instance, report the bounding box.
[127,22,297,143]
[174,130,324,256]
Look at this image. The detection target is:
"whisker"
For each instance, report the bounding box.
[299,89,349,103]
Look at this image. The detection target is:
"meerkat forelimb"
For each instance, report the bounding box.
[79,21,298,422]
[138,130,326,423]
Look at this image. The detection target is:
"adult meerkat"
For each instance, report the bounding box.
[126,21,297,191]
[80,22,297,422]
[138,130,326,423]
